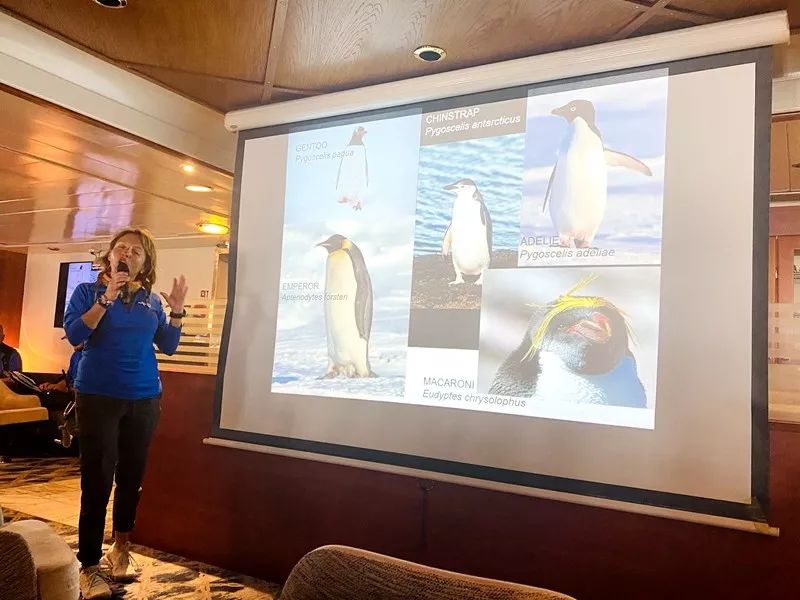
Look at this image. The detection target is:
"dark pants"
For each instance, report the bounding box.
[76,392,160,568]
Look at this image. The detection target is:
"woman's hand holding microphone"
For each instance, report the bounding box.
[103,261,131,303]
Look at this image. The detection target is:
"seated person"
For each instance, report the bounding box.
[40,343,84,394]
[0,323,22,384]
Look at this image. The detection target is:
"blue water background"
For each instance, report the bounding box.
[414,134,525,256]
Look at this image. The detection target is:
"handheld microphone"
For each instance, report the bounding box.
[117,260,130,299]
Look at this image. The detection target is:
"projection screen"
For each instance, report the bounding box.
[212,47,771,525]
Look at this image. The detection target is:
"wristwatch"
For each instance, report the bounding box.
[97,295,114,309]
[169,308,187,319]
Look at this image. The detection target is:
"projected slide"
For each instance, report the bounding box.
[269,71,667,429]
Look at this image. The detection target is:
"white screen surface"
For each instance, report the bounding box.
[218,53,767,517]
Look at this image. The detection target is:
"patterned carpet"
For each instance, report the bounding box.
[1,458,282,599]
[0,456,81,486]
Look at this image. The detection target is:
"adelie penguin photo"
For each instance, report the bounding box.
[520,74,667,266]
[544,99,652,249]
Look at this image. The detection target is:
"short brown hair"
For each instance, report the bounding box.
[99,228,158,293]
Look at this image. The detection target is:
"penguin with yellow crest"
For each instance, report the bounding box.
[489,274,646,407]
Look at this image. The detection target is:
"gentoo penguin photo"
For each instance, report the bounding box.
[441,178,492,285]
[336,126,369,211]
[545,99,652,248]
[317,234,374,378]
[489,275,646,407]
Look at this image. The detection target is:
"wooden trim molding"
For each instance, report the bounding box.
[261,0,290,103]
[611,0,717,25]
[611,0,673,41]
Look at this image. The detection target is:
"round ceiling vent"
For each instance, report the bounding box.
[93,0,128,8]
[413,45,446,63]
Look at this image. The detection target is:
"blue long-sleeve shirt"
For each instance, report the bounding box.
[64,282,181,400]
[65,349,82,388]
[0,343,22,372]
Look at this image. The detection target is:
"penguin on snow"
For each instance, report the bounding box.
[317,234,374,378]
[441,178,492,286]
[544,99,652,248]
[336,126,369,211]
[489,275,646,408]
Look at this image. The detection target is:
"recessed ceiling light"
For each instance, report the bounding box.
[413,45,446,63]
[93,0,128,7]
[185,184,213,193]
[180,163,195,174]
[198,222,229,235]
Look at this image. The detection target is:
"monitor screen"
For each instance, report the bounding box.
[54,261,100,328]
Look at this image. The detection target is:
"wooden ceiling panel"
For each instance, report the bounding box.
[5,160,82,185]
[667,0,784,21]
[790,0,800,27]
[0,86,233,249]
[0,181,132,215]
[0,0,273,82]
[0,199,221,246]
[0,90,232,214]
[0,0,790,111]
[276,0,643,92]
[0,170,50,200]
[0,148,37,170]
[629,13,695,38]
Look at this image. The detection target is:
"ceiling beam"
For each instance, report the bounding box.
[261,0,290,104]
[647,5,717,25]
[117,60,322,97]
[610,0,717,26]
[120,61,263,86]
[610,0,671,41]
[273,85,323,98]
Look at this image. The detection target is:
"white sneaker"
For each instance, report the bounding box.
[79,565,112,599]
[101,541,138,582]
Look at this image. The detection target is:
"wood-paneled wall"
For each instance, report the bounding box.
[134,372,800,600]
[0,249,26,347]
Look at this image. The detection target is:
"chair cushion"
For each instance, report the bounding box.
[0,381,42,410]
[0,528,37,600]
[1,520,79,600]
[0,407,49,426]
[280,545,574,600]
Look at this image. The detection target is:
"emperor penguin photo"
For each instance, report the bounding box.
[441,178,492,285]
[489,276,646,407]
[336,126,369,211]
[545,99,652,248]
[316,234,374,378]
